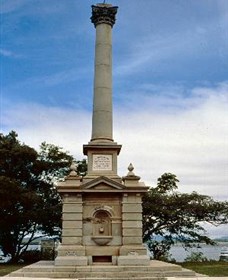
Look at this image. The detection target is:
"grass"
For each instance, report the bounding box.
[0,263,25,276]
[180,261,228,277]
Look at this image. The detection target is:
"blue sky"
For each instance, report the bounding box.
[1,1,228,236]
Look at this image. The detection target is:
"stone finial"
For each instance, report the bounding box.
[127,163,135,176]
[69,161,78,176]
[91,4,118,27]
[122,163,141,184]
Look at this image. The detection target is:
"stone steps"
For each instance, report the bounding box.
[7,260,199,279]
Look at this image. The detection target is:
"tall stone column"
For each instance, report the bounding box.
[90,4,118,143]
[83,4,121,180]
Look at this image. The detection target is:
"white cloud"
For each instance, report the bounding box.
[114,83,228,200]
[2,103,91,160]
[2,83,228,202]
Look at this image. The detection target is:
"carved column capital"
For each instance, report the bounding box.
[91,4,118,28]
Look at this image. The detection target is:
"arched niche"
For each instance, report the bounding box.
[92,209,112,236]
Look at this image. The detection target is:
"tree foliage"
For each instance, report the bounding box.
[0,131,74,262]
[142,173,228,260]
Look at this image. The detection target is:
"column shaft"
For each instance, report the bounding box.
[91,23,113,142]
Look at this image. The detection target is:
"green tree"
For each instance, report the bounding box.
[0,131,75,262]
[142,173,228,260]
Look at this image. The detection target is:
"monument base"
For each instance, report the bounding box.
[6,260,200,279]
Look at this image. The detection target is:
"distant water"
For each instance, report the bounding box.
[170,242,228,262]
[1,243,227,263]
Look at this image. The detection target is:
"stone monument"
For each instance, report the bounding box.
[7,3,198,278]
[54,3,150,266]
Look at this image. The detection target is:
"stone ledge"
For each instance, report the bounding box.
[0,276,228,280]
[3,260,213,279]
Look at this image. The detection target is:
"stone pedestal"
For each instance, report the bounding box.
[55,162,149,266]
[55,2,150,268]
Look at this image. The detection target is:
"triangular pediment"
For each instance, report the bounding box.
[81,176,125,190]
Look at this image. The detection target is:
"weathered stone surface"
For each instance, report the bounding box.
[61,237,82,245]
[62,213,82,221]
[123,228,142,236]
[122,213,142,220]
[122,203,142,212]
[63,204,83,212]
[122,194,142,203]
[62,220,82,228]
[86,246,119,256]
[63,195,82,203]
[119,245,148,256]
[55,256,88,266]
[122,236,143,245]
[61,229,82,237]
[122,220,142,228]
[118,255,150,266]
